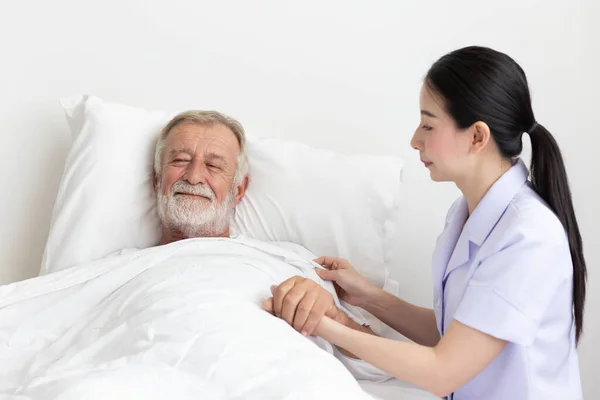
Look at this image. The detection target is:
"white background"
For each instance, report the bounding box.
[0,0,597,397]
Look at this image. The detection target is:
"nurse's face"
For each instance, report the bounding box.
[410,85,472,182]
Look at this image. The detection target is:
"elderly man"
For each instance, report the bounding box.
[152,110,381,359]
[153,110,249,242]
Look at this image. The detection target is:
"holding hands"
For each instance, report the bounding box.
[263,257,379,337]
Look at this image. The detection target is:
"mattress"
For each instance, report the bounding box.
[360,379,439,399]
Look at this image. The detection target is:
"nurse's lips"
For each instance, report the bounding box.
[421,160,433,167]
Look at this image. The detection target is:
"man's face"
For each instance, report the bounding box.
[155,121,246,238]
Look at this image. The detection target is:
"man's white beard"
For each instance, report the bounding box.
[157,180,235,238]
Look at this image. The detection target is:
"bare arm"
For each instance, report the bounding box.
[361,287,440,347]
[316,317,506,397]
[334,310,378,358]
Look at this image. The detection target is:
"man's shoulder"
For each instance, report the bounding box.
[270,241,317,259]
[232,234,317,259]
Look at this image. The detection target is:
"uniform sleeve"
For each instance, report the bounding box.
[453,225,570,346]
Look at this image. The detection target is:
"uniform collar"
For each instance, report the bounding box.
[437,158,529,282]
[464,158,529,246]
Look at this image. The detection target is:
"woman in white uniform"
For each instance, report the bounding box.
[268,46,587,399]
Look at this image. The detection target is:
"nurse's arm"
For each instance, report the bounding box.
[361,288,440,347]
[315,317,506,398]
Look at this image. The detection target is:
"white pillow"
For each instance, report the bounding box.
[41,95,403,287]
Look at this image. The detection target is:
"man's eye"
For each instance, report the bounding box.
[173,159,189,163]
[422,125,433,131]
[207,164,221,170]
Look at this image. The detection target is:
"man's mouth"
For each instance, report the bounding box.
[175,192,211,200]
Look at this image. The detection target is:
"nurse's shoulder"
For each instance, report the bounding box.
[509,183,568,243]
[489,182,572,277]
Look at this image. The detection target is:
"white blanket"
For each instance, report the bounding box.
[1,237,380,399]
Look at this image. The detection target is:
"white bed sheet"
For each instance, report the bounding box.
[0,236,438,400]
[1,237,374,399]
[1,237,438,399]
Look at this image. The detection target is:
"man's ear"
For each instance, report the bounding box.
[152,170,158,193]
[233,175,249,206]
[469,121,492,155]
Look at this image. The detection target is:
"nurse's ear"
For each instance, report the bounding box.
[468,121,492,155]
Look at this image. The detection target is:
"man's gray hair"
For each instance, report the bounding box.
[154,110,249,185]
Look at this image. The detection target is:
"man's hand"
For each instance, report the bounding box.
[263,276,348,336]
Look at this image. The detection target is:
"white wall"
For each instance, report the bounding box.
[0,0,597,397]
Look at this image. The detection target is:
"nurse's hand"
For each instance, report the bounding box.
[314,256,378,307]
[262,276,348,336]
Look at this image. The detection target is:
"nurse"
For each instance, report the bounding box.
[267,46,586,399]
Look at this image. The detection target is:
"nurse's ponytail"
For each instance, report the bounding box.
[529,123,586,343]
[426,46,587,343]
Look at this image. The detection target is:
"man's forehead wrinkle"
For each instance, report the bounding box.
[170,147,194,155]
[172,130,237,150]
[205,134,240,154]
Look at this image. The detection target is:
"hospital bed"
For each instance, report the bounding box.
[0,96,438,399]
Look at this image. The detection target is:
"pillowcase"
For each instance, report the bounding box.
[41,95,403,287]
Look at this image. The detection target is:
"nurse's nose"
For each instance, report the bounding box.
[410,128,424,151]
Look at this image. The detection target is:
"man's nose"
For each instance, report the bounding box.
[183,161,207,185]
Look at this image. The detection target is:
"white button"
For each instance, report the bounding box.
[435,297,441,307]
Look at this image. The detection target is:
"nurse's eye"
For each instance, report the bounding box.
[422,125,433,131]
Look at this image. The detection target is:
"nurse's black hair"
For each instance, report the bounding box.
[425,46,587,343]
